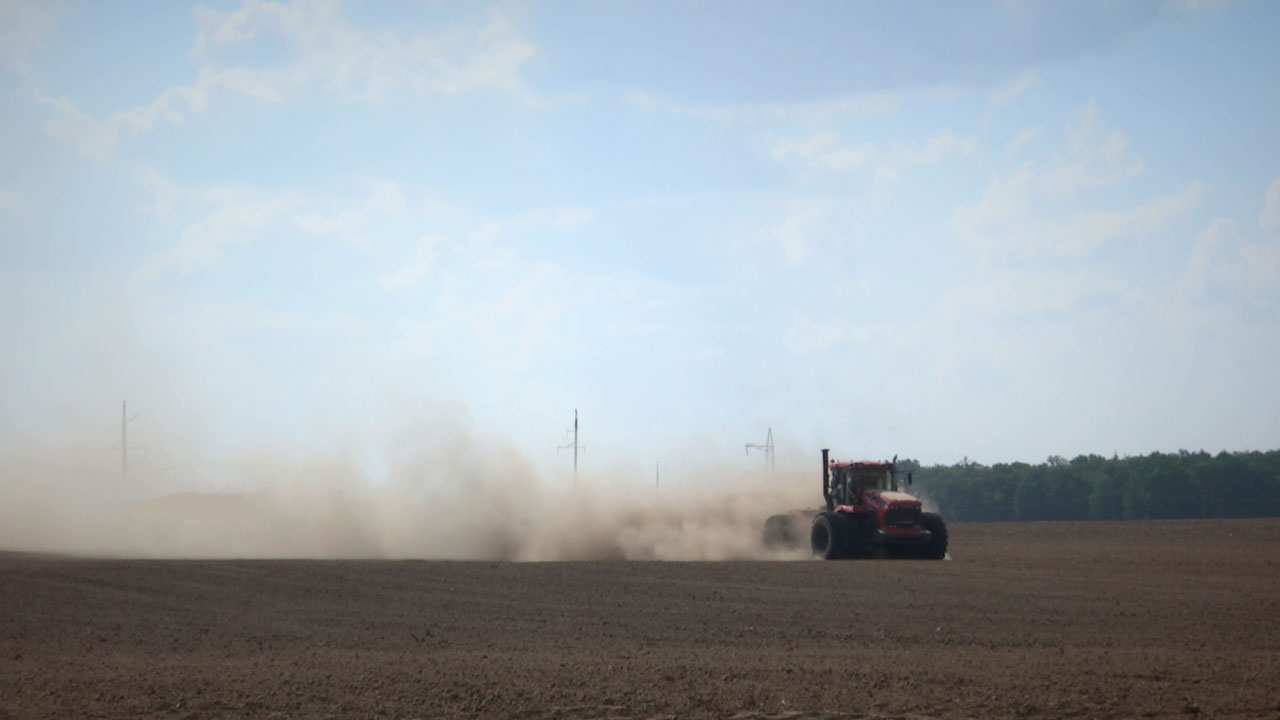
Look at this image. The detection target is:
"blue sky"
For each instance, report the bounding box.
[1,0,1278,495]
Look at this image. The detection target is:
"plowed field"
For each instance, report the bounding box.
[3,519,1278,719]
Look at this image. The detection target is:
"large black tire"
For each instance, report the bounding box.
[810,512,846,560]
[918,512,948,559]
[762,515,796,549]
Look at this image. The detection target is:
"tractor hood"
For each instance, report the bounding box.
[864,490,922,507]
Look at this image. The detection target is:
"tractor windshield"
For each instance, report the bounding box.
[833,466,895,503]
[849,469,892,491]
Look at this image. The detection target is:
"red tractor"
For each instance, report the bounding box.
[762,448,947,560]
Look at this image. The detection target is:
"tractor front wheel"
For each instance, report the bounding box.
[918,512,948,559]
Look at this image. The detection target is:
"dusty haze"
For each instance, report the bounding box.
[0,413,820,561]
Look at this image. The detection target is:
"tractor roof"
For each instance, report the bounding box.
[829,460,893,469]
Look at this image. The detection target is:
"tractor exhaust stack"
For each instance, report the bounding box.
[821,448,832,510]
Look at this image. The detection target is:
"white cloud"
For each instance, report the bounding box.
[424,255,569,374]
[627,71,1043,133]
[622,89,658,111]
[1182,219,1235,295]
[514,207,593,230]
[767,130,973,239]
[35,3,539,157]
[295,209,361,237]
[956,178,1205,259]
[165,199,288,275]
[189,2,535,102]
[898,133,976,164]
[1238,240,1280,291]
[625,88,905,126]
[134,172,420,270]
[37,60,316,156]
[137,168,182,219]
[1009,126,1042,150]
[462,222,521,273]
[951,102,1181,259]
[784,315,879,358]
[364,178,406,215]
[771,131,973,175]
[36,65,299,156]
[0,0,64,75]
[1045,182,1207,256]
[1047,101,1146,193]
[467,261,565,372]
[770,199,825,264]
[943,268,1127,318]
[991,71,1038,105]
[110,71,215,135]
[378,235,439,292]
[1259,177,1280,234]
[771,132,875,172]
[132,191,301,283]
[34,91,117,158]
[295,177,409,246]
[190,1,265,54]
[1184,216,1280,297]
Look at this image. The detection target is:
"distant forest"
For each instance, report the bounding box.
[903,450,1280,522]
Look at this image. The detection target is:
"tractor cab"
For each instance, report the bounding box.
[828,461,896,505]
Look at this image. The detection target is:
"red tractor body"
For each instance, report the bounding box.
[762,450,948,560]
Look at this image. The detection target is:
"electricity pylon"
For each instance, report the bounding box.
[112,401,145,474]
[557,409,585,489]
[746,427,775,475]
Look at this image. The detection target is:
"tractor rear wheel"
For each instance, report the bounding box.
[918,512,948,559]
[810,512,847,560]
[762,515,795,549]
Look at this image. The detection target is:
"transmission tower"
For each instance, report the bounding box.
[111,401,145,474]
[746,427,775,475]
[557,409,585,489]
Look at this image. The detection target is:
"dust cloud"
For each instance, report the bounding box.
[0,417,817,561]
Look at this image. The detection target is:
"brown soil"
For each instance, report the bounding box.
[2,519,1278,719]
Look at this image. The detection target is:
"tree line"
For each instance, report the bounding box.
[901,450,1280,522]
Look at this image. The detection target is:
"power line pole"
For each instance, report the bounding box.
[746,427,775,475]
[558,409,585,489]
[117,401,141,474]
